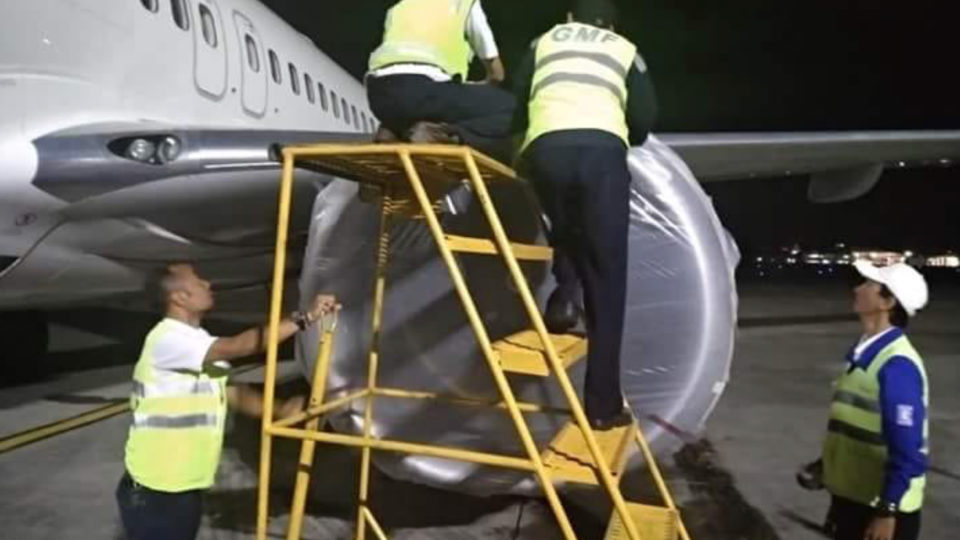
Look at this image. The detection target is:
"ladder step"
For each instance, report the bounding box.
[541,420,634,485]
[444,235,553,261]
[492,330,586,377]
[604,502,679,540]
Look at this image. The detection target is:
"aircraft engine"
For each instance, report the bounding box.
[296,136,739,495]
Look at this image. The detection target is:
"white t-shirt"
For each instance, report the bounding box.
[150,318,220,372]
[370,1,499,81]
[465,1,499,60]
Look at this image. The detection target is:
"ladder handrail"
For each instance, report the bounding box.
[256,143,690,540]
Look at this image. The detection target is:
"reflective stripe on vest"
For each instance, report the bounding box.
[368,0,474,79]
[822,335,929,512]
[133,379,218,399]
[831,389,882,413]
[124,320,228,493]
[133,413,219,429]
[522,23,637,149]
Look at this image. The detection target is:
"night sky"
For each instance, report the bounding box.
[262,0,960,254]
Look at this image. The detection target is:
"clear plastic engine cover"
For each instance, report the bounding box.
[296,136,739,495]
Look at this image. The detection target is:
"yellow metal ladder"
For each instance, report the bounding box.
[256,143,693,540]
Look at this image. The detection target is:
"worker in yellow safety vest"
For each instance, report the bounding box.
[511,0,657,429]
[366,0,516,162]
[115,263,337,540]
[798,261,929,540]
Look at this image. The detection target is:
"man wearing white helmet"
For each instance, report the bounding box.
[798,261,930,540]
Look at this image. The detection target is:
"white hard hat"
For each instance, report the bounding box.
[854,261,929,316]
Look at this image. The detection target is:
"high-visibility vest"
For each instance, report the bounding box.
[522,22,637,150]
[822,335,929,512]
[124,320,228,492]
[368,0,475,80]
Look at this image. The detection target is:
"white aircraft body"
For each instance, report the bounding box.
[3,0,958,315]
[1,0,959,492]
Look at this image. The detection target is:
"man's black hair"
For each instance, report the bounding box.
[571,0,619,27]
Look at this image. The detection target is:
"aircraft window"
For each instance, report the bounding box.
[342,98,350,125]
[305,74,315,104]
[171,0,189,30]
[199,5,217,47]
[351,106,359,129]
[141,0,158,13]
[244,35,260,72]
[331,91,340,118]
[288,64,300,95]
[318,83,328,111]
[269,50,281,84]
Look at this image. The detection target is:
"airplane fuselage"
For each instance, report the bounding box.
[0,0,374,308]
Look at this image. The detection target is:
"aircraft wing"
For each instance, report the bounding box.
[660,130,960,201]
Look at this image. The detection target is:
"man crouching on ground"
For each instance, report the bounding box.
[116,263,336,540]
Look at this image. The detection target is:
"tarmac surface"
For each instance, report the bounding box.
[1,280,958,539]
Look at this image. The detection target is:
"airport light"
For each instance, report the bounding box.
[926,255,960,268]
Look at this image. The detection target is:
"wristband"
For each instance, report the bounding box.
[875,501,897,517]
[291,311,310,331]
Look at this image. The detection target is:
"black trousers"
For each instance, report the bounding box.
[829,496,921,540]
[521,131,631,422]
[116,473,203,540]
[366,74,516,163]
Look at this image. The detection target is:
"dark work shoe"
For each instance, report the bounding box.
[589,409,634,431]
[406,122,460,145]
[544,288,581,334]
[373,126,400,143]
[442,181,473,216]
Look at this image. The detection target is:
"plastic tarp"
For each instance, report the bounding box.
[296,136,739,495]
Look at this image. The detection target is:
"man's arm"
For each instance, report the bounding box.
[625,54,658,146]
[481,57,505,84]
[226,384,306,419]
[204,320,299,364]
[465,1,503,83]
[877,356,928,506]
[204,295,337,365]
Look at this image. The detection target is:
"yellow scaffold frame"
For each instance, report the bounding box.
[255,143,693,540]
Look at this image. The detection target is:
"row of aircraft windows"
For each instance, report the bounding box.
[140,0,376,133]
[267,54,373,132]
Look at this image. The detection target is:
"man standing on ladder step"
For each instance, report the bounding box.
[366,0,516,163]
[512,0,657,430]
[115,263,337,540]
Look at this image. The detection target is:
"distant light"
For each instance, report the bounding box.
[940,159,952,165]
[897,161,906,167]
[42,38,51,45]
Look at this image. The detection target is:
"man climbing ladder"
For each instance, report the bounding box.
[366,0,515,162]
[512,0,658,430]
